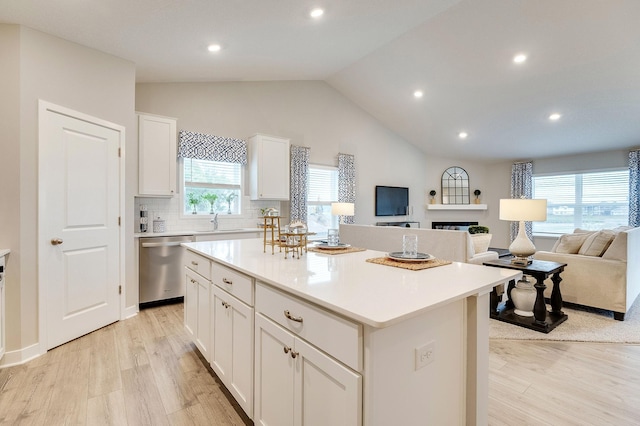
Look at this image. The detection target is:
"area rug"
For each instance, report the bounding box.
[489,297,640,343]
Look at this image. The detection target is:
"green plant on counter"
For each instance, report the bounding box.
[468,225,489,234]
[225,192,238,214]
[187,192,201,214]
[202,192,218,214]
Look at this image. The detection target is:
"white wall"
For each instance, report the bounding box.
[135,81,432,227]
[0,25,136,360]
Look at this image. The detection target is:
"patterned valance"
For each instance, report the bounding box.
[178,130,247,164]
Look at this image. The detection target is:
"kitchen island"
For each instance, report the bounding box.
[182,238,520,425]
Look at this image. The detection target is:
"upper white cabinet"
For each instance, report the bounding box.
[138,113,177,196]
[249,134,290,200]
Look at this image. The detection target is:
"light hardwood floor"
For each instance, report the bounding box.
[1,303,639,425]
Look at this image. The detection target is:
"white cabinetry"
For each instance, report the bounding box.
[138,113,177,196]
[254,283,362,426]
[249,134,290,200]
[184,251,210,360]
[255,314,361,426]
[0,254,6,361]
[211,286,254,417]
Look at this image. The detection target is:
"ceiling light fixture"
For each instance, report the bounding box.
[413,90,423,98]
[310,8,324,18]
[207,44,221,53]
[458,132,468,139]
[513,54,527,64]
[549,113,561,121]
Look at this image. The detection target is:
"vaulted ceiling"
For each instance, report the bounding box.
[2,0,640,161]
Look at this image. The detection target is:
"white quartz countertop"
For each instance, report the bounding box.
[183,239,521,328]
[134,228,262,238]
[0,249,9,257]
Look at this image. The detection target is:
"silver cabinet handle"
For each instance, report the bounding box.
[284,310,303,323]
[51,238,64,245]
[222,278,233,285]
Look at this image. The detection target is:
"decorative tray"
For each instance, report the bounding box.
[386,252,434,262]
[315,242,351,250]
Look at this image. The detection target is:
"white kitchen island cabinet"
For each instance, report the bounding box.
[249,133,290,200]
[182,239,520,425]
[183,250,211,361]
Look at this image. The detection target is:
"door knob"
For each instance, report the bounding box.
[51,238,64,245]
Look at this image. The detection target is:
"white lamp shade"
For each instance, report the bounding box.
[499,199,547,222]
[331,202,355,216]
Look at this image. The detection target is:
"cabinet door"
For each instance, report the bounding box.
[184,267,198,340]
[0,280,4,361]
[294,338,362,426]
[138,113,177,196]
[250,134,290,200]
[255,314,295,426]
[196,276,210,360]
[212,286,254,417]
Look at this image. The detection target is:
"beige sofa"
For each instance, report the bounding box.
[533,226,640,320]
[338,224,499,265]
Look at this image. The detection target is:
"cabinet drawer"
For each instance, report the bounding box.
[184,250,211,280]
[255,283,362,372]
[212,263,254,306]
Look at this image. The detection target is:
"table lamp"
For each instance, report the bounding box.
[331,202,355,224]
[499,198,547,265]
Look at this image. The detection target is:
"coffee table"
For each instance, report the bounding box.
[483,259,568,333]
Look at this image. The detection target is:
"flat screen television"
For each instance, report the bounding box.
[375,185,409,216]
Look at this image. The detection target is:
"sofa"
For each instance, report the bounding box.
[533,226,640,320]
[338,224,499,265]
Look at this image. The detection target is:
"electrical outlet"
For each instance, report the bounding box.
[415,340,436,370]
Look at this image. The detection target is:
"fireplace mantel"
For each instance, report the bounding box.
[427,204,487,210]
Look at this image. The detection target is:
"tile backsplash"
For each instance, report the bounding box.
[135,196,286,233]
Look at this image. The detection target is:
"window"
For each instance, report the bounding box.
[307,165,339,236]
[532,169,629,234]
[183,158,242,215]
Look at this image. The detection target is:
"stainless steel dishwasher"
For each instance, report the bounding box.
[139,234,194,307]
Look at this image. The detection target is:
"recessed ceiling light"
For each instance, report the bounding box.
[458,132,468,139]
[413,90,423,98]
[549,113,562,121]
[310,8,324,18]
[513,54,527,64]
[207,44,221,53]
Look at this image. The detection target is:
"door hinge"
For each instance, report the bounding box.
[119,285,122,295]
[118,147,121,157]
[118,216,121,226]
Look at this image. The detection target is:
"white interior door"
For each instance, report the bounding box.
[39,102,121,350]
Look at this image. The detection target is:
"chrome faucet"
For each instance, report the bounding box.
[211,213,219,231]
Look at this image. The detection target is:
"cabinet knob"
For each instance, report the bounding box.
[283,346,290,354]
[290,350,299,359]
[284,310,303,323]
[51,238,64,246]
[221,301,230,309]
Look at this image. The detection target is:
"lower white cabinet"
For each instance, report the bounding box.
[0,255,5,361]
[184,267,210,361]
[210,285,254,417]
[254,313,362,426]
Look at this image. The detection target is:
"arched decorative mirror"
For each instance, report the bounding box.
[441,166,470,204]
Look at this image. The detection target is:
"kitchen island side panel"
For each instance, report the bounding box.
[363,297,466,426]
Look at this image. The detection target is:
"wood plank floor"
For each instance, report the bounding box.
[1,303,639,425]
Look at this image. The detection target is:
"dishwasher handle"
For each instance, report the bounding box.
[141,241,190,248]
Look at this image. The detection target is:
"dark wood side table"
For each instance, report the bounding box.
[483,259,568,333]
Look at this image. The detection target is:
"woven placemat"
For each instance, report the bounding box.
[366,257,452,270]
[308,246,367,255]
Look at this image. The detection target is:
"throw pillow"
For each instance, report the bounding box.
[578,230,615,257]
[602,231,627,261]
[552,233,590,254]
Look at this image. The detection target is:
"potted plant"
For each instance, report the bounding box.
[429,190,437,204]
[225,192,238,214]
[473,189,481,204]
[187,192,201,214]
[202,192,218,214]
[468,225,492,253]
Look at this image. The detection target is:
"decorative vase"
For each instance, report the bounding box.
[511,276,536,317]
[191,204,197,214]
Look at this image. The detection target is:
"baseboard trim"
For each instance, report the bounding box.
[0,342,42,369]
[123,304,139,320]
